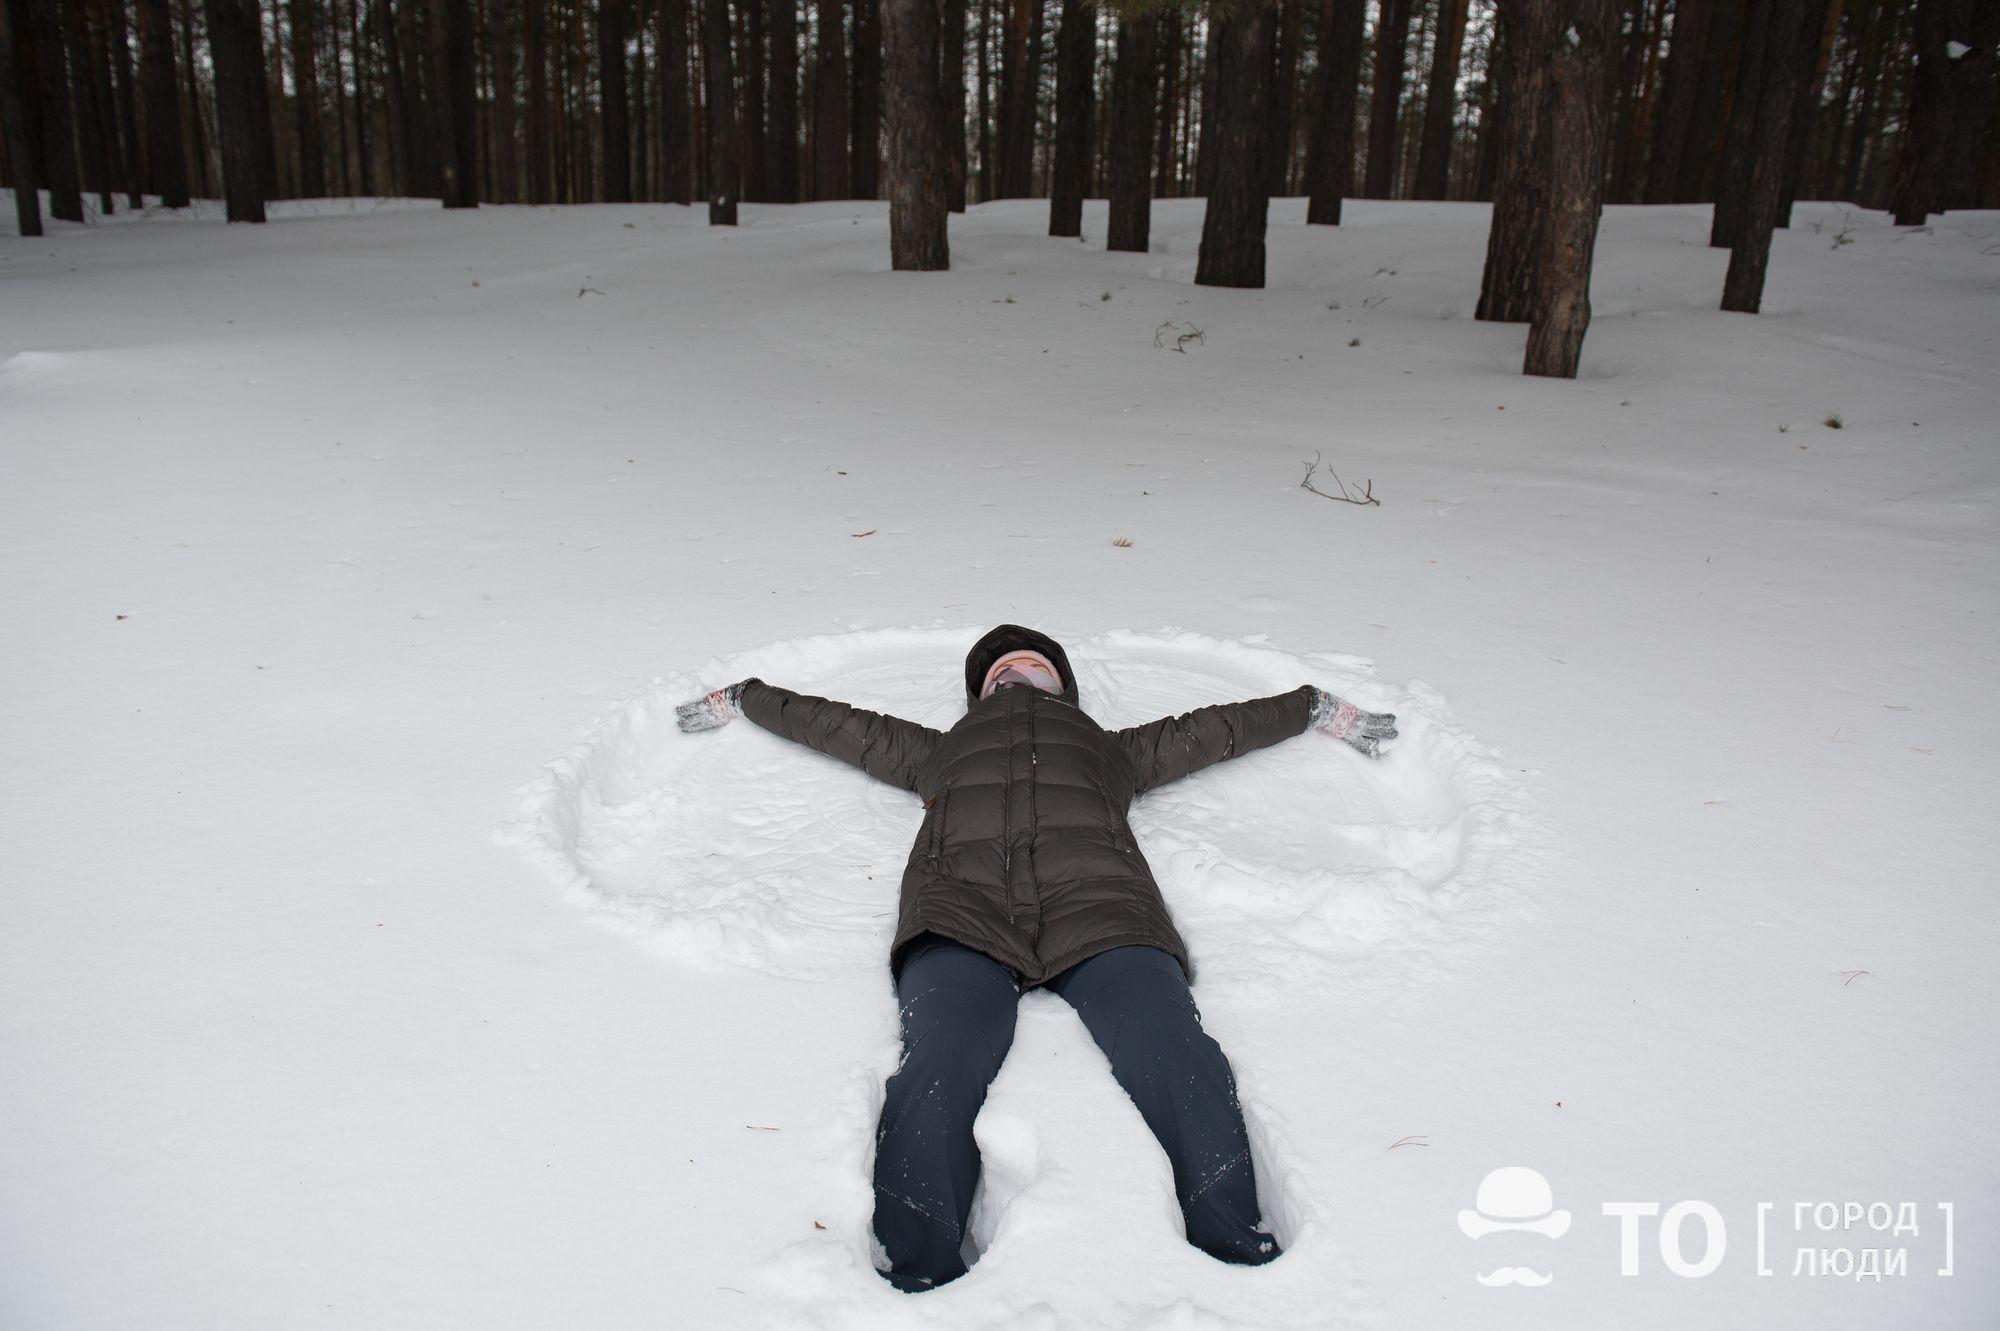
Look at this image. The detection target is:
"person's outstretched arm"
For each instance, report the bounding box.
[1113,686,1397,795]
[675,678,941,793]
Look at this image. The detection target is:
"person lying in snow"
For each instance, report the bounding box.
[675,624,1397,1293]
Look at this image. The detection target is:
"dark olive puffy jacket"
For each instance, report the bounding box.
[739,625,1314,985]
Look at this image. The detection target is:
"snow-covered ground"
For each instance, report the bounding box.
[2,192,1995,1330]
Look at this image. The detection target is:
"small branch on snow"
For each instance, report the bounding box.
[1153,320,1205,353]
[1838,969,1871,986]
[1301,452,1381,507]
[1388,1135,1429,1150]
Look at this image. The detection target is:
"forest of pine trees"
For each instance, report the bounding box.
[5,0,1996,362]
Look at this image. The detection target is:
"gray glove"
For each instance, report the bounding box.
[1309,687,1398,758]
[675,680,750,733]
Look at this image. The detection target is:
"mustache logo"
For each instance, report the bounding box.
[1475,1267,1554,1288]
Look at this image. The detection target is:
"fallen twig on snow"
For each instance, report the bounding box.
[1301,452,1380,507]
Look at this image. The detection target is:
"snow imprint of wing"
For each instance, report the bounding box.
[500,627,1541,1001]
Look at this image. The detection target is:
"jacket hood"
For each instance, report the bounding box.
[964,624,1079,708]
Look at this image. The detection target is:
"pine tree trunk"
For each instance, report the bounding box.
[135,0,184,202]
[489,0,515,198]
[599,0,630,198]
[1476,0,1555,322]
[386,0,428,194]
[699,0,737,218]
[850,0,879,194]
[109,0,142,204]
[741,0,766,198]
[1723,0,1811,306]
[974,0,990,197]
[1525,0,1616,376]
[880,0,946,264]
[65,0,113,209]
[811,0,847,196]
[1265,0,1299,192]
[1712,0,1775,245]
[939,0,965,208]
[1645,0,1709,201]
[1776,0,1836,222]
[994,0,1032,194]
[659,0,691,200]
[431,0,476,204]
[1152,11,1176,192]
[1678,0,1740,202]
[1887,0,1954,224]
[1046,0,1089,235]
[1305,0,1364,222]
[1,0,45,232]
[522,0,549,199]
[1362,0,1411,196]
[204,0,264,217]
[27,0,82,218]
[1415,0,1470,198]
[1193,6,1218,192]
[1105,11,1157,248]
[1195,0,1272,287]
[769,0,798,199]
[289,0,324,194]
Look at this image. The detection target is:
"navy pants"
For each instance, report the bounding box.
[872,934,1280,1292]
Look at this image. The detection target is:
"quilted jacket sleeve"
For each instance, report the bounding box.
[737,679,943,793]
[1112,686,1317,795]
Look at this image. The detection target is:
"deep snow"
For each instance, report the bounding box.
[2,192,1996,1330]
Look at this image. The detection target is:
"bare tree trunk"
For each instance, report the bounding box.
[1711,0,1775,245]
[1266,0,1299,192]
[1645,0,1708,200]
[431,0,476,204]
[1305,0,1364,222]
[994,0,1032,194]
[1525,0,1616,376]
[1776,0,1837,221]
[1415,0,1470,198]
[65,0,113,209]
[881,0,946,263]
[1046,0,1089,234]
[1362,0,1412,196]
[286,0,324,194]
[488,0,515,198]
[522,0,549,198]
[850,0,878,193]
[204,0,264,216]
[135,0,183,202]
[939,0,965,207]
[659,0,690,200]
[599,0,631,198]
[1194,12,1217,192]
[108,0,141,204]
[1477,0,1555,321]
[974,0,990,197]
[1888,0,1960,223]
[1676,0,1739,200]
[1195,0,1273,286]
[699,0,736,217]
[1724,0,1812,305]
[1105,10,1158,247]
[1151,10,1176,192]
[25,0,82,217]
[812,0,847,195]
[769,0,798,199]
[740,0,765,197]
[0,0,45,232]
